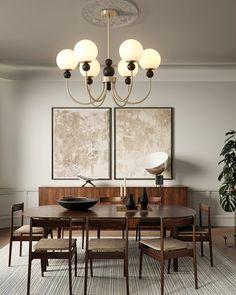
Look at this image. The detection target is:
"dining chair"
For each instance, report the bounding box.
[84,217,129,295]
[61,217,85,248]
[98,197,124,238]
[8,202,45,267]
[27,217,77,295]
[136,196,162,241]
[139,216,198,295]
[177,203,213,266]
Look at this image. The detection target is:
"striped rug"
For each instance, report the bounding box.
[0,238,235,295]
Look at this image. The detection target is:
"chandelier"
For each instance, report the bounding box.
[56,2,161,107]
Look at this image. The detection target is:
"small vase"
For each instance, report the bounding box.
[126,194,136,210]
[140,187,148,210]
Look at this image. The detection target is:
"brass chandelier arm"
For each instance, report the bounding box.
[66,79,92,105]
[111,73,134,106]
[126,78,152,105]
[85,73,107,104]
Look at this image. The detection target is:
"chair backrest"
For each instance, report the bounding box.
[199,203,211,230]
[12,203,24,212]
[30,217,72,243]
[85,217,128,249]
[10,203,24,232]
[160,215,196,251]
[99,197,122,204]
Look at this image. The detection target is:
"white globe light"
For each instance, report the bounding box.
[119,39,143,62]
[139,48,161,70]
[56,49,78,70]
[117,60,138,77]
[80,59,100,77]
[74,39,98,62]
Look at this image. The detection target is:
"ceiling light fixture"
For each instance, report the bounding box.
[56,1,161,107]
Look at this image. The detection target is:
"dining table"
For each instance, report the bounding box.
[23,204,196,220]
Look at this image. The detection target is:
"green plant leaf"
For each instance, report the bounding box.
[219,192,236,212]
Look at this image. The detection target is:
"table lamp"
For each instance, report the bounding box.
[144,151,168,187]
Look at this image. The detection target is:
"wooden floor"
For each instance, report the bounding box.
[0,227,235,263]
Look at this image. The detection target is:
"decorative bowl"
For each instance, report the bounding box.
[57,197,98,211]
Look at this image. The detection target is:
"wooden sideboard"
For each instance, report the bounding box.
[39,186,188,206]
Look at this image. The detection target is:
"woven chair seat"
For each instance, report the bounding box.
[34,238,77,251]
[89,238,126,252]
[140,237,188,251]
[14,225,43,234]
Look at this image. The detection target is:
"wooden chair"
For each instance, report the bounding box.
[136,197,162,241]
[8,202,45,267]
[98,197,124,238]
[84,217,129,295]
[177,203,213,266]
[27,217,77,295]
[62,217,85,248]
[139,216,198,295]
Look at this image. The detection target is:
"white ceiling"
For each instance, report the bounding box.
[0,0,236,67]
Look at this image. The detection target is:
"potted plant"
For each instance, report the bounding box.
[218,130,236,212]
[218,130,236,246]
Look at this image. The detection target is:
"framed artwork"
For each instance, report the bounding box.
[52,107,111,179]
[114,107,173,179]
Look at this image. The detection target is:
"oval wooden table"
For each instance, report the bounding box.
[24,204,196,219]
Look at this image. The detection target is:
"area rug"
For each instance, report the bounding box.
[0,238,235,295]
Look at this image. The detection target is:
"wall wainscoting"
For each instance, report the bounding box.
[0,187,234,229]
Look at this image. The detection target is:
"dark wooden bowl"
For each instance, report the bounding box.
[57,197,98,211]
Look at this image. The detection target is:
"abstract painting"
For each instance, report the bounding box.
[114,107,173,179]
[52,107,111,179]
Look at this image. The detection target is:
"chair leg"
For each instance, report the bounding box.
[97,228,100,239]
[75,247,78,277]
[82,225,85,249]
[27,258,32,295]
[19,239,23,256]
[84,253,88,295]
[209,239,213,267]
[193,257,198,289]
[50,228,53,238]
[124,258,126,277]
[167,259,171,274]
[125,256,129,295]
[68,257,72,295]
[139,248,143,279]
[160,258,164,295]
[90,259,93,277]
[173,258,178,272]
[200,235,204,257]
[122,229,125,239]
[135,226,138,241]
[8,239,13,267]
[40,258,44,277]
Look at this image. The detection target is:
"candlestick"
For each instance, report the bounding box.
[124,177,126,196]
[120,185,123,197]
